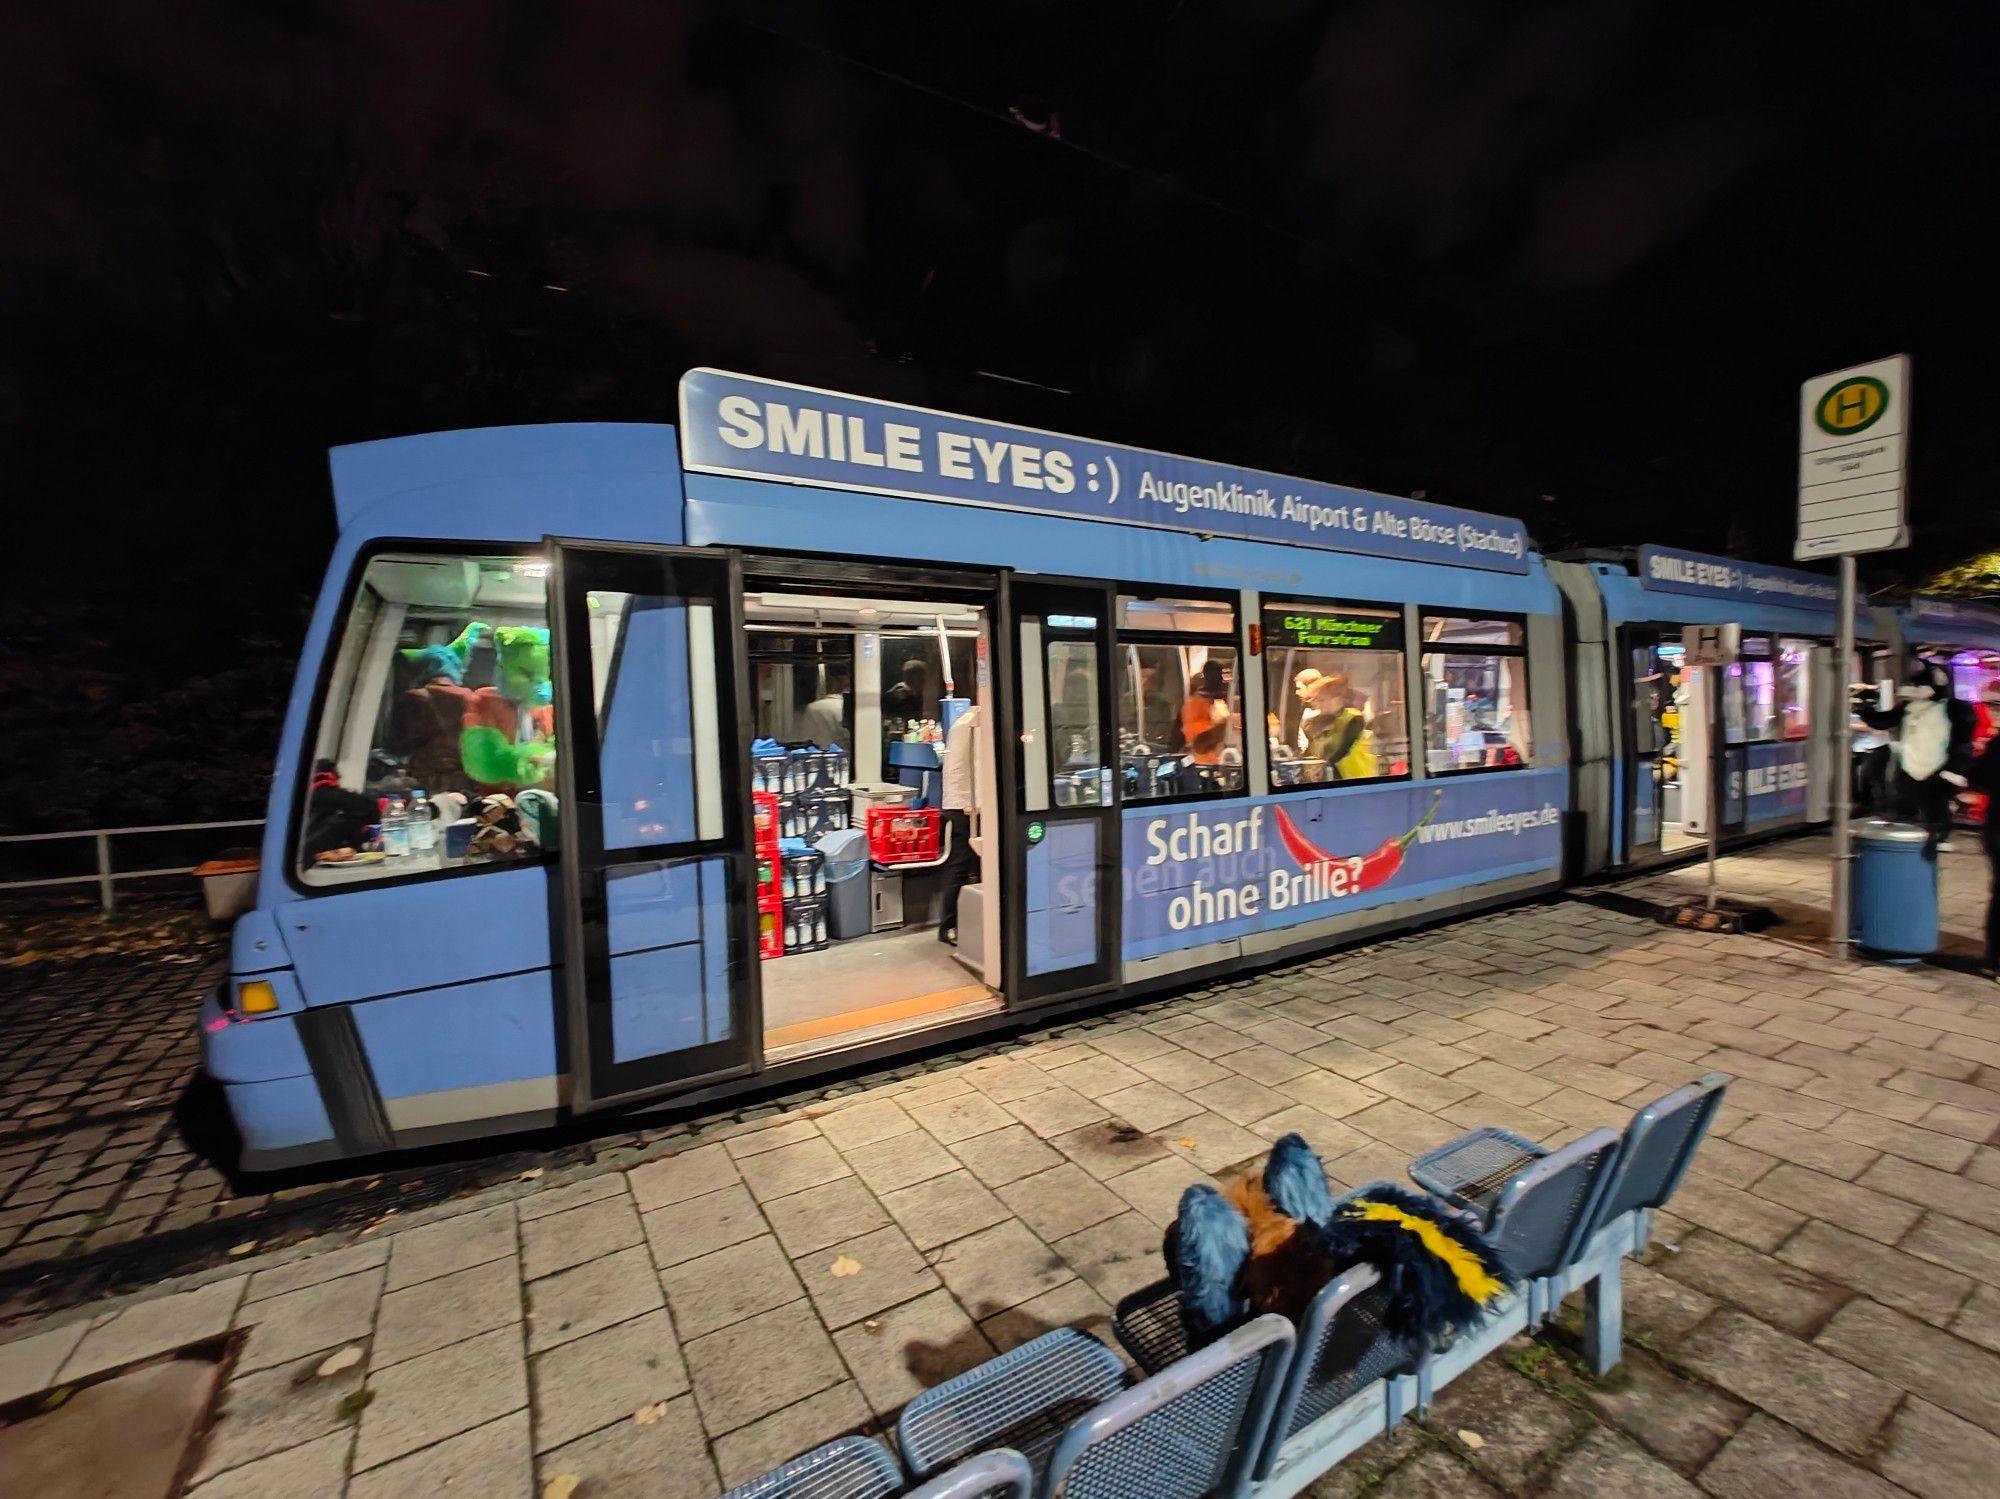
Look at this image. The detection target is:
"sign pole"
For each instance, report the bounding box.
[1831,554,1856,958]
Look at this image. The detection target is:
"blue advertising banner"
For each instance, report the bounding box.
[1120,770,1566,961]
[1636,545,1837,611]
[1738,741,1810,826]
[679,369,1530,573]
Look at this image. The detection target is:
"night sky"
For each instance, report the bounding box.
[3,1,1998,824]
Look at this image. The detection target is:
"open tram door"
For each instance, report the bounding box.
[548,540,763,1112]
[1005,577,1121,1003]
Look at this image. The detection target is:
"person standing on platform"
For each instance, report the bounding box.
[937,702,981,946]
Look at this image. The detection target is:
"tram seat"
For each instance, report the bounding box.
[717,1434,902,1499]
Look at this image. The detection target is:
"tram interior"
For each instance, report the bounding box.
[744,590,1002,1060]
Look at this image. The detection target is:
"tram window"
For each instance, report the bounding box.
[1726,634,1778,744]
[1047,637,1108,805]
[1115,593,1244,800]
[1261,603,1410,787]
[1419,613,1531,773]
[298,551,557,884]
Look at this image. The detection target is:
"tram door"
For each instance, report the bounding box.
[1007,579,1121,1003]
[1625,629,1667,860]
[549,540,763,1111]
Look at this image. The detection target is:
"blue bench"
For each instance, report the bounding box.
[722,1075,1728,1499]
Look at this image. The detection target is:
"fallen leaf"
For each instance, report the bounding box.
[1458,1430,1485,1450]
[521,1167,545,1181]
[337,1388,375,1422]
[542,1477,582,1499]
[228,1242,257,1257]
[1177,1138,1197,1149]
[864,1319,884,1335]
[829,1255,863,1278]
[633,1401,668,1426]
[317,1346,363,1378]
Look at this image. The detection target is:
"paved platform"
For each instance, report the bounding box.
[1,855,1996,1497]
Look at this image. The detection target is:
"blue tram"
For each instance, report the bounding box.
[202,371,1849,1168]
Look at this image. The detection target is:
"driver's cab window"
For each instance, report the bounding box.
[299,551,557,884]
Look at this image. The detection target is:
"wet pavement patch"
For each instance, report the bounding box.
[0,1350,223,1499]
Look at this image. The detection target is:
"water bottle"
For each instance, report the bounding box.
[382,797,411,857]
[815,908,827,945]
[408,789,436,853]
[782,862,796,899]
[783,913,797,949]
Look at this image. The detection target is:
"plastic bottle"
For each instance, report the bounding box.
[381,797,411,857]
[783,912,797,949]
[408,789,436,853]
[814,908,827,945]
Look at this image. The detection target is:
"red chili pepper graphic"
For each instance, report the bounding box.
[1273,790,1446,894]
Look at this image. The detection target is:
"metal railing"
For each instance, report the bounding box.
[0,819,265,913]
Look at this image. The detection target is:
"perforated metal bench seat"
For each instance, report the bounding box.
[718,1435,904,1499]
[1408,1127,1546,1217]
[896,1327,1129,1481]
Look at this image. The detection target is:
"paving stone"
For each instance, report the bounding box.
[1096,1080,1205,1133]
[842,1129,960,1193]
[908,1090,1016,1145]
[354,1322,529,1471]
[1540,1425,1699,1498]
[527,1245,665,1354]
[1089,1028,1182,1066]
[351,1410,532,1499]
[1623,1260,1721,1346]
[759,1176,888,1257]
[60,1275,246,1380]
[814,1097,918,1150]
[1247,1105,1371,1158]
[831,1288,995,1415]
[1216,1042,1318,1085]
[1299,1038,1401,1078]
[1345,1098,1456,1155]
[1660,1230,1847,1335]
[1902,1212,2000,1288]
[1816,1296,2000,1435]
[933,1219,1077,1318]
[1166,1020,1261,1056]
[529,1307,688,1452]
[1953,1284,2000,1353]
[1048,1119,1172,1179]
[964,1056,1068,1100]
[1132,1048,1235,1093]
[1,1356,222,1499]
[186,1429,353,1499]
[242,1239,390,1303]
[629,1144,741,1212]
[383,1203,518,1291]
[1678,1309,1899,1454]
[1729,1116,1879,1180]
[979,1277,1117,1353]
[1832,1119,1976,1175]
[1107,1154,1209,1227]
[1778,1219,1973,1327]
[1185,1074,1291,1125]
[515,1172,628,1222]
[1581,1347,1745,1469]
[1695,1412,1905,1499]
[1280,1071,1388,1118]
[1427,1356,1583,1490]
[710,1382,872,1489]
[1049,1053,1150,1100]
[190,1347,368,1483]
[880,1169,1012,1250]
[725,1118,822,1158]
[1004,1085,1110,1138]
[1750,1164,1921,1246]
[372,1254,521,1367]
[1052,1212,1164,1302]
[657,1235,803,1339]
[735,1138,854,1203]
[238,1262,393,1375]
[797,1224,941,1328]
[1161,1112,1271,1174]
[521,1193,645,1281]
[1665,1175,1805,1254]
[682,1300,849,1435]
[1368,1445,1502,1496]
[0,1318,86,1403]
[1875,1395,2000,1499]
[996,1162,1127,1242]
[1366,1062,1475,1113]
[642,1182,767,1267]
[948,1123,1064,1186]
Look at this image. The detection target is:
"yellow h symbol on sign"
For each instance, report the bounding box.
[1816,376,1887,435]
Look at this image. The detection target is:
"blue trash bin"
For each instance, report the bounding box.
[1852,819,1938,962]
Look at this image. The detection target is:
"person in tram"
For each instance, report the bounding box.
[884,658,928,725]
[1182,659,1234,765]
[799,665,850,751]
[1297,671,1378,781]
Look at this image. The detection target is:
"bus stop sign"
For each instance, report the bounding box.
[1797,355,1910,560]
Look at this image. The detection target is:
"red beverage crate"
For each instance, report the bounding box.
[867,805,940,865]
[758,907,783,960]
[753,791,781,852]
